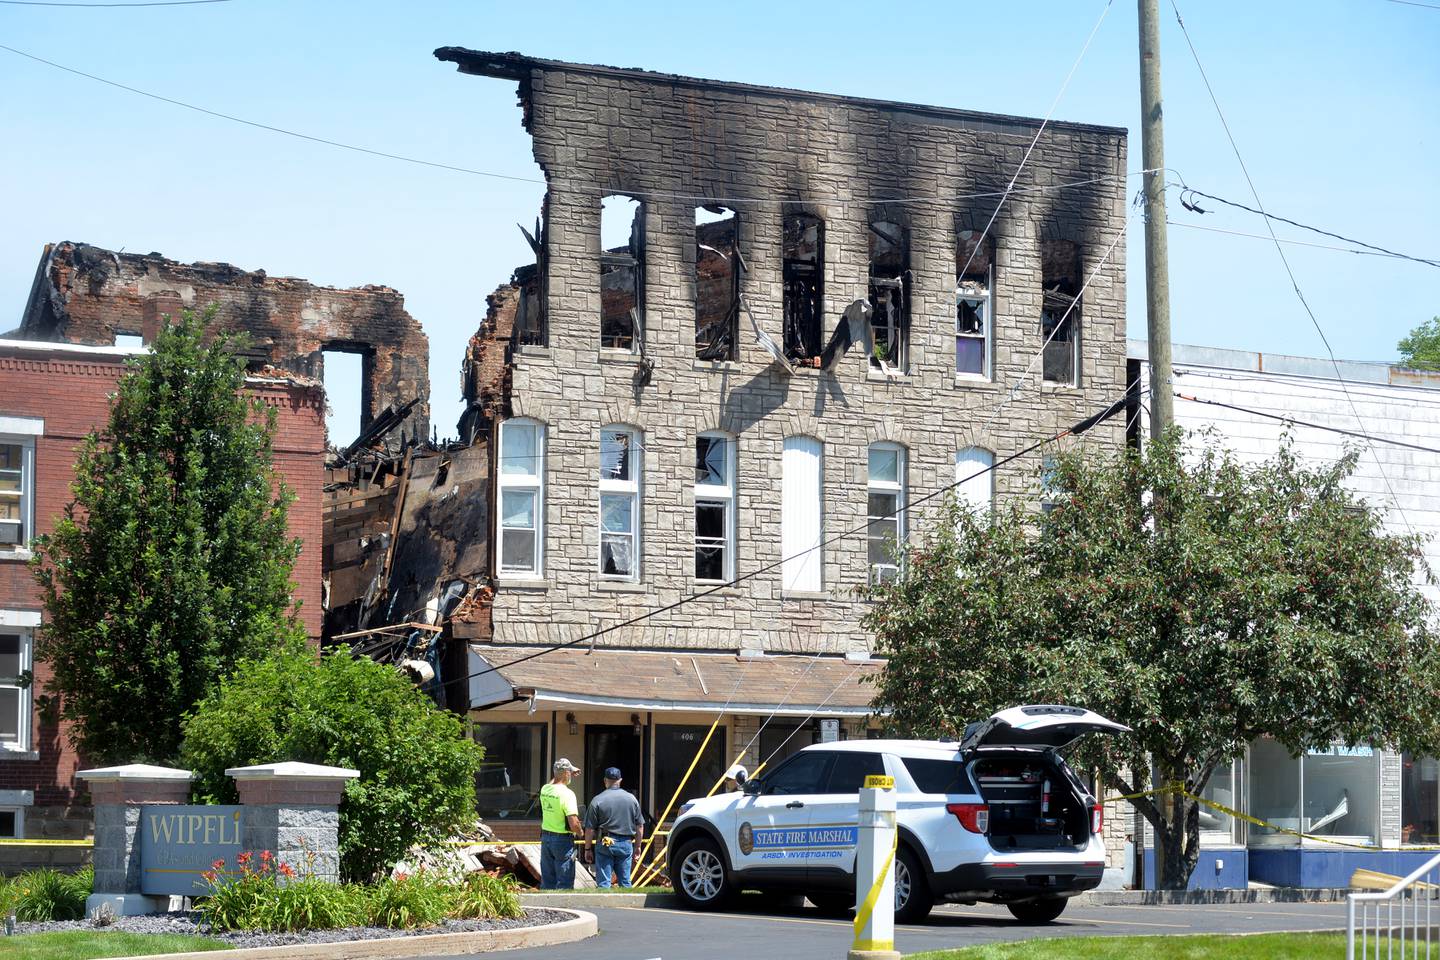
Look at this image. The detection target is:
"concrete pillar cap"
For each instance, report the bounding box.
[76,763,194,782]
[225,761,360,781]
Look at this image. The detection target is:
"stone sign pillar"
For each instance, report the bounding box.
[76,763,192,916]
[227,762,358,882]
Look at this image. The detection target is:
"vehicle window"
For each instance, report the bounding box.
[902,757,972,794]
[825,752,886,794]
[764,752,833,795]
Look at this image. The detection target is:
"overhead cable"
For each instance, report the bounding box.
[954,0,1116,285]
[441,393,1130,694]
[1177,189,1440,271]
[1167,219,1432,262]
[0,41,1156,208]
[0,0,228,5]
[1175,391,1440,457]
[1169,0,1415,535]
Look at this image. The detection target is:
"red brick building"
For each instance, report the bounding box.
[0,337,325,847]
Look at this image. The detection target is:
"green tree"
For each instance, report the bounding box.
[864,430,1440,889]
[181,648,485,882]
[1398,317,1440,370]
[31,310,304,766]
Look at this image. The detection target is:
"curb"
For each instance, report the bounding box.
[521,892,673,909]
[93,908,598,960]
[1071,888,1351,906]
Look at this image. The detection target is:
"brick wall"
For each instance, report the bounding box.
[0,345,325,813]
[442,52,1131,657]
[19,242,430,446]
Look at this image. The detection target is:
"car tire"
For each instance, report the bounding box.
[893,845,934,924]
[670,838,732,911]
[807,890,855,916]
[1006,897,1068,924]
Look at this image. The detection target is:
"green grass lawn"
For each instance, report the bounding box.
[0,931,230,960]
[907,933,1345,960]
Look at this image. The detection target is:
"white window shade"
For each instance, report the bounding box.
[782,436,823,592]
[955,447,994,516]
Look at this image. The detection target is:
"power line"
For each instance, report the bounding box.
[1169,0,1416,536]
[1167,219,1429,262]
[1383,0,1440,9]
[955,0,1116,286]
[1178,188,1440,270]
[438,394,1129,694]
[0,41,1156,209]
[0,0,228,5]
[1175,391,1440,457]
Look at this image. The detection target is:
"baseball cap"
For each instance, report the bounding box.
[604,766,623,780]
[554,758,579,773]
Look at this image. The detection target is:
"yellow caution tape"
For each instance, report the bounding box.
[1099,781,1440,852]
[0,838,92,846]
[851,823,899,951]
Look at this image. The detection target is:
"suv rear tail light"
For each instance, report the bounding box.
[946,802,989,834]
[1091,803,1104,835]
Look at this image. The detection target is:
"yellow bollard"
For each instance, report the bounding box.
[849,774,900,960]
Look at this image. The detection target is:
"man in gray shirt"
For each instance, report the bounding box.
[583,766,645,888]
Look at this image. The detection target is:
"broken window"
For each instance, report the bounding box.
[694,433,735,583]
[1041,240,1081,386]
[867,443,906,585]
[956,230,994,378]
[599,425,641,580]
[868,221,909,371]
[782,213,824,363]
[600,195,645,352]
[497,418,545,577]
[695,206,740,361]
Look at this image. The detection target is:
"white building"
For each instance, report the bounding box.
[1130,340,1440,888]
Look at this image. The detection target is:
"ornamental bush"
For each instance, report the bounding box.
[3,867,92,921]
[181,648,484,882]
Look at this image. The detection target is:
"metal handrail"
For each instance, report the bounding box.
[1347,851,1440,960]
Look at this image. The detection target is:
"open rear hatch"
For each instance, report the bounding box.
[961,705,1130,852]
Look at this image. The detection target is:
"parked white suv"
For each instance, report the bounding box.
[667,705,1128,923]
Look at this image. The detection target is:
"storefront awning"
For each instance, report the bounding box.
[467,645,882,717]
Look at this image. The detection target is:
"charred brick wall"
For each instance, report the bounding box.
[18,242,429,446]
[439,51,1129,656]
[0,345,325,816]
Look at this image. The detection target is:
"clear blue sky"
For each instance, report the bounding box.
[3,0,1436,443]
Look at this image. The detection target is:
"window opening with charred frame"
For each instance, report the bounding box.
[868,221,910,371]
[694,433,736,583]
[600,196,645,352]
[782,213,824,364]
[1040,239,1081,386]
[599,426,641,580]
[695,206,740,361]
[956,230,994,378]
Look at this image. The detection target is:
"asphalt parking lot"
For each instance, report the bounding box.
[445,897,1351,959]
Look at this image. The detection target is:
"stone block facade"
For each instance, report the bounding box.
[438,50,1130,656]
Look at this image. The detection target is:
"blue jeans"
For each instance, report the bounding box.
[540,832,575,889]
[594,837,634,888]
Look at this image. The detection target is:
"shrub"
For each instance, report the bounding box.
[451,873,522,921]
[182,647,484,881]
[201,851,366,933]
[364,872,455,929]
[12,867,91,921]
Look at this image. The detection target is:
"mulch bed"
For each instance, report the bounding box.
[16,907,574,948]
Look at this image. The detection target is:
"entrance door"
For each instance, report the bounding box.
[584,725,643,807]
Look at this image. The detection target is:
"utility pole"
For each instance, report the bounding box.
[1138,0,1174,439]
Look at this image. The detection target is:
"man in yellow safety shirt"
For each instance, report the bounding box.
[539,758,582,888]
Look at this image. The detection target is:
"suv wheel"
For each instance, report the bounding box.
[893,845,934,924]
[1007,897,1068,924]
[670,838,731,910]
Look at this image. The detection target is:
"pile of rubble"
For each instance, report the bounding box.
[392,822,631,888]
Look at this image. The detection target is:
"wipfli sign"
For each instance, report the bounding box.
[137,804,243,895]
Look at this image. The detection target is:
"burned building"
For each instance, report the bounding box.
[413,50,1131,836]
[18,241,430,447]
